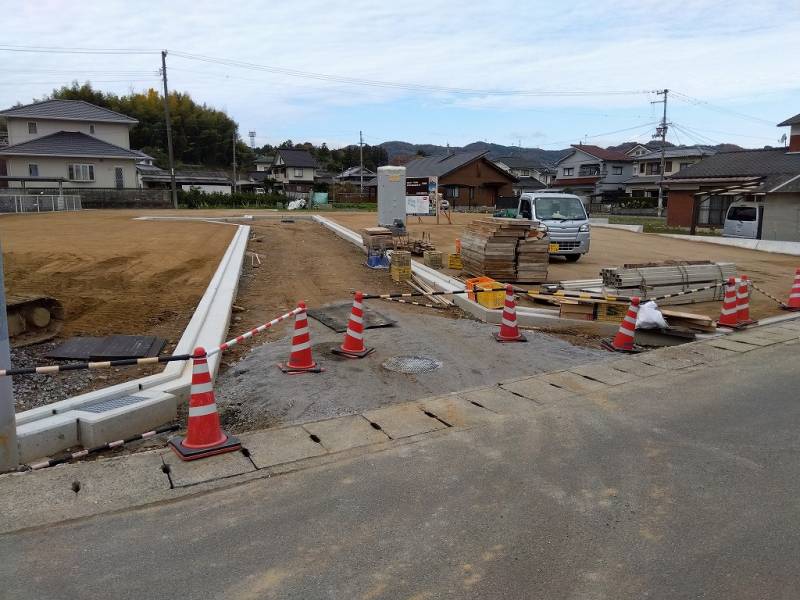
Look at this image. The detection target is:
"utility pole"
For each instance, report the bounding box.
[0,241,19,471]
[160,50,178,209]
[652,88,669,217]
[359,130,364,196]
[232,129,238,194]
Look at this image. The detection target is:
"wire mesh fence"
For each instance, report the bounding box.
[0,194,82,213]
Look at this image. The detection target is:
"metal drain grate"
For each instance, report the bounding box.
[382,355,442,374]
[79,395,148,414]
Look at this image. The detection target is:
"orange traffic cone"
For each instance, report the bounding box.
[736,275,756,325]
[494,285,527,342]
[332,292,374,358]
[784,268,800,311]
[279,301,323,373]
[169,347,241,461]
[602,297,640,352]
[717,277,740,327]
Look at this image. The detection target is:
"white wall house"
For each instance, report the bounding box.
[0,99,140,189]
[552,145,634,204]
[624,146,717,198]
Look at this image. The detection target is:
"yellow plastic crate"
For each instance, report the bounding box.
[447,253,463,269]
[465,276,506,309]
[391,265,412,282]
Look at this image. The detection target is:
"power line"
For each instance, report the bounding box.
[538,121,660,148]
[671,90,775,126]
[0,44,158,55]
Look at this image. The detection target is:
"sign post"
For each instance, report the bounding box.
[0,240,19,471]
[429,177,439,225]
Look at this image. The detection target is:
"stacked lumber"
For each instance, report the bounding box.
[460,218,549,282]
[361,227,394,250]
[600,261,736,305]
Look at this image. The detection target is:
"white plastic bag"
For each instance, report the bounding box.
[636,300,668,330]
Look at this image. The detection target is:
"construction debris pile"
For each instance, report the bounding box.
[600,261,736,305]
[460,218,549,282]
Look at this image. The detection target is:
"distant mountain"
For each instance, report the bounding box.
[379,140,569,166]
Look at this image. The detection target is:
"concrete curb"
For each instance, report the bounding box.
[14,223,251,463]
[591,222,644,233]
[658,233,800,256]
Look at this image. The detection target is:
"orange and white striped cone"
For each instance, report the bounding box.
[784,268,800,311]
[494,285,527,342]
[736,275,756,325]
[602,297,641,352]
[169,346,241,461]
[717,277,740,327]
[332,292,375,358]
[279,301,323,373]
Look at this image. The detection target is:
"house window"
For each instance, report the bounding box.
[68,164,95,181]
[612,166,623,175]
[27,122,37,134]
[521,169,530,176]
[293,167,303,177]
[578,164,600,177]
[89,124,96,134]
[665,161,673,173]
[447,186,459,198]
[639,163,645,174]
[646,163,661,175]
[563,167,574,176]
[28,164,39,177]
[679,162,692,170]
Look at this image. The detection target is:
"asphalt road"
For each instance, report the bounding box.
[3,342,799,599]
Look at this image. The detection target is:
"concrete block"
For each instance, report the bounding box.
[16,414,79,464]
[568,363,637,385]
[242,426,327,468]
[418,395,500,427]
[161,448,255,488]
[363,403,447,439]
[705,338,759,352]
[303,415,389,453]
[688,343,737,361]
[634,351,700,370]
[607,358,667,377]
[74,391,178,448]
[746,328,798,341]
[539,370,607,393]
[457,387,541,415]
[727,332,782,347]
[500,377,573,403]
[0,451,169,534]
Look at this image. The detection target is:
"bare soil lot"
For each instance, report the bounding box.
[329,212,799,320]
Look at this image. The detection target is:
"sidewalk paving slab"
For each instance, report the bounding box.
[728,332,784,347]
[686,342,737,361]
[418,395,502,427]
[457,386,541,415]
[706,338,760,352]
[569,363,637,385]
[363,403,447,439]
[539,370,608,393]
[303,415,389,453]
[499,376,573,403]
[635,349,702,370]
[161,448,256,487]
[607,357,667,377]
[243,426,327,469]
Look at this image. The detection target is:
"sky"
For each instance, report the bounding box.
[1,0,798,151]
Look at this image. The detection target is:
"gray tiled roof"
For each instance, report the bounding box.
[0,99,138,123]
[634,146,716,161]
[665,148,800,180]
[405,150,516,180]
[0,131,140,159]
[275,149,318,168]
[777,113,800,127]
[494,155,554,170]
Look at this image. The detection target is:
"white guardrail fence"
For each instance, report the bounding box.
[0,195,82,213]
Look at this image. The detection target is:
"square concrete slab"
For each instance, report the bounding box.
[727,332,782,347]
[457,386,540,415]
[688,342,737,361]
[539,370,607,393]
[607,357,667,377]
[303,415,389,453]
[634,350,700,370]
[243,426,327,469]
[568,363,637,385]
[706,338,759,352]
[363,403,447,439]
[162,448,256,488]
[499,377,573,403]
[418,395,500,427]
[745,328,798,342]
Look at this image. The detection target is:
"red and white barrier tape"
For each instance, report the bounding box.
[207,306,303,358]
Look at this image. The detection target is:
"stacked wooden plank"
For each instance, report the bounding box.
[600,261,736,305]
[361,227,394,250]
[460,218,549,282]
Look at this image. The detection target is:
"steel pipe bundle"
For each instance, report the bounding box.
[599,262,736,305]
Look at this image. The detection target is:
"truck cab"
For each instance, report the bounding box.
[517,192,590,261]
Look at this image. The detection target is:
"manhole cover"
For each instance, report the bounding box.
[382,355,442,374]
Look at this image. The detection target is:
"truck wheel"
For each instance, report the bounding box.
[565,254,581,262]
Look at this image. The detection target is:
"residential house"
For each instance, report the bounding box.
[269,149,318,197]
[0,99,140,189]
[253,154,275,172]
[779,112,800,152]
[665,115,800,240]
[552,144,634,204]
[624,146,717,198]
[624,143,651,158]
[493,155,555,194]
[335,165,375,183]
[139,168,232,194]
[398,150,517,208]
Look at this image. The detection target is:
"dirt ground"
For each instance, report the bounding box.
[329,212,799,321]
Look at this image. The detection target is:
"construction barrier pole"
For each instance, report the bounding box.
[0,240,19,470]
